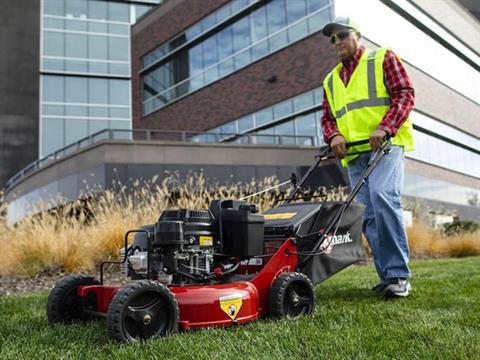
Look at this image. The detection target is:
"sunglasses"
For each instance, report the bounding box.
[330,30,353,44]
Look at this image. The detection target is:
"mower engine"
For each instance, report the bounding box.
[122,200,264,284]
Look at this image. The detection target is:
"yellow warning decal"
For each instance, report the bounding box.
[264,212,297,220]
[199,236,213,246]
[219,295,243,320]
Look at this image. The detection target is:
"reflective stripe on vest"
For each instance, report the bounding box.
[327,49,391,119]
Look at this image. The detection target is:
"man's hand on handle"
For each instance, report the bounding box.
[330,134,347,159]
[369,129,388,152]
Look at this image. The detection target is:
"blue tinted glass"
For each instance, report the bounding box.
[109,37,129,61]
[108,2,129,22]
[251,39,268,61]
[201,14,216,32]
[238,115,254,132]
[65,0,87,18]
[186,24,202,40]
[295,113,316,135]
[286,0,307,24]
[88,35,108,59]
[43,31,64,57]
[202,36,218,68]
[109,79,129,105]
[255,108,273,125]
[288,18,309,43]
[293,92,314,111]
[308,6,331,32]
[43,118,65,155]
[88,0,108,20]
[66,77,87,103]
[189,44,204,75]
[266,0,287,33]
[88,78,108,104]
[44,0,65,16]
[65,33,87,58]
[274,100,293,118]
[65,119,88,144]
[230,0,249,13]
[215,5,231,23]
[308,0,329,12]
[232,17,250,52]
[217,27,234,60]
[135,5,151,20]
[250,6,267,43]
[89,119,109,134]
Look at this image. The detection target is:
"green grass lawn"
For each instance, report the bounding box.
[1,257,479,360]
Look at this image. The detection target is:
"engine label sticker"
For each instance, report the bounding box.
[199,236,213,246]
[264,212,297,220]
[219,295,243,320]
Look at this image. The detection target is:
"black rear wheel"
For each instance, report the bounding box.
[106,280,179,342]
[269,272,315,319]
[46,274,100,324]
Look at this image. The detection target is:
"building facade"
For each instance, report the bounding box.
[0,0,161,188]
[131,0,480,219]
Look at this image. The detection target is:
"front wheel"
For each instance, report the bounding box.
[106,280,179,342]
[269,272,315,319]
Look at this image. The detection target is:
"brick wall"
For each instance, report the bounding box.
[131,0,338,132]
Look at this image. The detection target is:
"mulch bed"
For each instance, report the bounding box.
[0,271,129,297]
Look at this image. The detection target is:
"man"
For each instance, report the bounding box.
[320,17,415,298]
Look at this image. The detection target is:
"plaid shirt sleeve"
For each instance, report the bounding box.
[378,50,415,135]
[320,88,341,144]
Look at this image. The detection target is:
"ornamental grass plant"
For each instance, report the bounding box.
[0,173,478,277]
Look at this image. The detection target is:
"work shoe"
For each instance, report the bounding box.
[384,278,411,299]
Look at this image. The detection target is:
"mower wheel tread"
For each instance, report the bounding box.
[269,272,315,318]
[106,280,179,342]
[46,274,100,324]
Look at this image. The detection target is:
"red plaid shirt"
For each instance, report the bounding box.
[320,46,415,144]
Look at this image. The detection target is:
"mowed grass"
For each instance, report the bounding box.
[1,257,479,360]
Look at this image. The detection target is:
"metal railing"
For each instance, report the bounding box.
[4,128,315,191]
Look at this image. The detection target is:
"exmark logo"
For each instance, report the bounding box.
[319,231,353,254]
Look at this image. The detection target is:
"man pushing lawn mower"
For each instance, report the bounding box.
[320,17,415,298]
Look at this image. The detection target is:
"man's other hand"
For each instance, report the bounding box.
[369,129,388,152]
[330,135,347,159]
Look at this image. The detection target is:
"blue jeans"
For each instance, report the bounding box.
[347,146,410,282]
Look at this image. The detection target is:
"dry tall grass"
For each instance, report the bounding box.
[0,173,478,277]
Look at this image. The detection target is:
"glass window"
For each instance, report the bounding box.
[288,19,309,43]
[108,2,129,22]
[109,107,130,119]
[255,108,273,126]
[65,77,88,103]
[286,0,307,24]
[43,31,64,57]
[44,0,65,16]
[231,0,249,13]
[238,115,254,132]
[65,0,87,18]
[135,5,151,20]
[308,0,329,12]
[108,37,129,61]
[217,27,234,60]
[89,119,109,134]
[65,119,88,144]
[274,100,293,118]
[88,78,108,104]
[42,118,65,155]
[201,14,216,32]
[250,7,268,43]
[293,92,315,111]
[296,113,316,135]
[203,36,218,69]
[189,44,204,76]
[109,79,129,105]
[275,121,295,144]
[88,0,108,20]
[65,33,87,58]
[42,76,64,102]
[88,35,108,60]
[266,0,287,33]
[232,17,250,53]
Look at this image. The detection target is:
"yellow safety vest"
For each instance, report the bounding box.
[323,47,415,166]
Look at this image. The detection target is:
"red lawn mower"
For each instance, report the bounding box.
[47,139,391,342]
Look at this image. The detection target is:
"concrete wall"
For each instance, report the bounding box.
[0,1,40,187]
